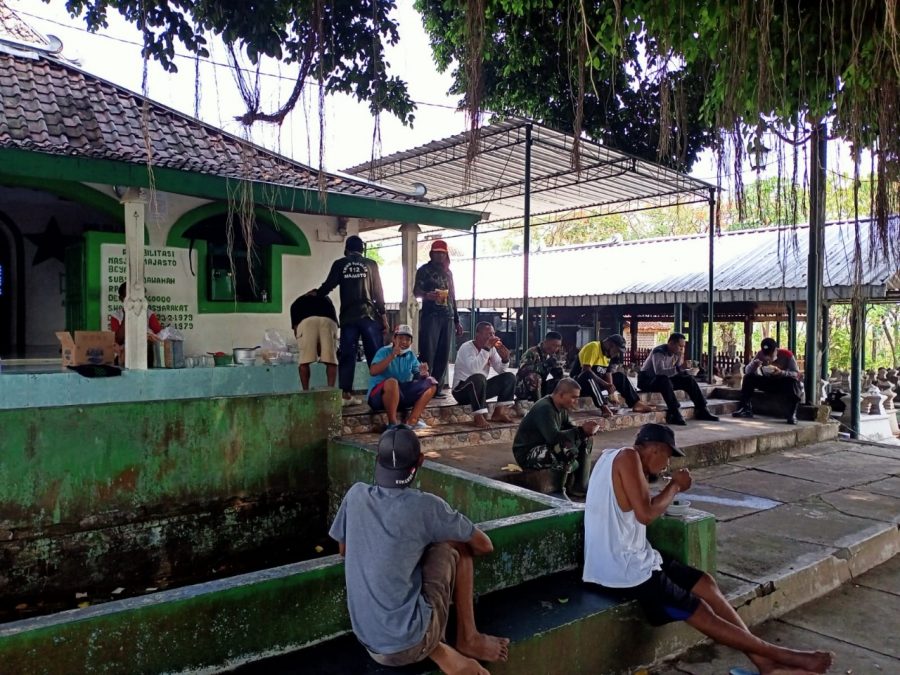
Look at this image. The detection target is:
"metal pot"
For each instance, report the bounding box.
[233,347,259,366]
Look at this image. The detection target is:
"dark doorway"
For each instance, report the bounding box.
[0,211,26,356]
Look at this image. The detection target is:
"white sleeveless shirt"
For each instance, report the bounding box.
[583,447,662,587]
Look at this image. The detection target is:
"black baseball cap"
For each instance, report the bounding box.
[634,423,684,457]
[761,337,777,352]
[606,334,627,350]
[375,426,422,488]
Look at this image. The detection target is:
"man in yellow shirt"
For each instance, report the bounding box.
[572,335,652,414]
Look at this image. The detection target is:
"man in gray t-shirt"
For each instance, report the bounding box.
[329,426,510,672]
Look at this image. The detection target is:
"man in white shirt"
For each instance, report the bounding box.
[452,322,516,428]
[583,423,833,675]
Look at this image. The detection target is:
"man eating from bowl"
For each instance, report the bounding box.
[583,423,834,675]
[733,337,803,424]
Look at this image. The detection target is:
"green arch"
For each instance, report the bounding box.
[166,202,310,254]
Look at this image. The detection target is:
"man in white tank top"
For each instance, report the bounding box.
[583,424,834,675]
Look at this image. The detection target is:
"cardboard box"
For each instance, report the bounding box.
[56,331,117,367]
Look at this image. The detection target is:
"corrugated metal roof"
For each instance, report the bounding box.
[381,220,900,307]
[344,118,716,222]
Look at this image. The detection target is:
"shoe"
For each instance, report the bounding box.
[410,420,429,430]
[694,409,720,422]
[732,404,754,418]
[433,391,448,399]
[341,396,362,407]
[384,422,398,431]
[666,411,687,426]
[786,404,798,425]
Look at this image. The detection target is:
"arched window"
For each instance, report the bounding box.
[167,203,310,314]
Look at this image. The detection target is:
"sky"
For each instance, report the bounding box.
[12,0,869,215]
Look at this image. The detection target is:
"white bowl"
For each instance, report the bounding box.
[666,500,691,516]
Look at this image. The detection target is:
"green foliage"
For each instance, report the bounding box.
[50,0,416,124]
[414,0,715,169]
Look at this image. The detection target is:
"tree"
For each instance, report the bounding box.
[414,1,715,170]
[49,0,415,125]
[417,1,898,255]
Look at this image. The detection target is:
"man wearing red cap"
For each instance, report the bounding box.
[414,240,463,397]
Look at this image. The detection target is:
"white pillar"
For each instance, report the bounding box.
[121,189,148,370]
[398,223,420,351]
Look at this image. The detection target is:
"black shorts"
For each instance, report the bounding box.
[619,555,704,626]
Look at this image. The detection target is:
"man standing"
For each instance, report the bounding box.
[512,378,599,498]
[637,333,719,425]
[452,322,517,428]
[329,427,510,673]
[733,337,803,424]
[514,330,566,403]
[573,335,653,414]
[314,235,389,406]
[290,292,339,390]
[367,324,437,430]
[414,239,463,398]
[583,423,833,675]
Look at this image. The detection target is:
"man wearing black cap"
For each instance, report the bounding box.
[313,235,389,406]
[329,427,510,673]
[734,337,803,424]
[583,423,833,675]
[638,333,719,425]
[414,239,463,397]
[572,335,653,414]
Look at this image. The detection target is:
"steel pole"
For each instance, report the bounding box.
[522,123,533,356]
[707,192,716,383]
[787,302,797,354]
[850,300,862,438]
[820,303,830,385]
[673,303,683,335]
[470,224,478,336]
[804,122,826,405]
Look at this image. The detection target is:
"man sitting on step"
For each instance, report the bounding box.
[572,334,653,415]
[330,426,509,674]
[512,378,600,498]
[637,333,719,426]
[583,423,833,675]
[514,330,566,403]
[452,321,517,428]
[733,337,803,425]
[367,324,437,430]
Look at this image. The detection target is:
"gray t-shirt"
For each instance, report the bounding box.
[329,483,476,655]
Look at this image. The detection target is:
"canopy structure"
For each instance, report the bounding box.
[345,117,719,376]
[344,118,715,224]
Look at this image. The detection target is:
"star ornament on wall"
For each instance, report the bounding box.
[25,218,79,266]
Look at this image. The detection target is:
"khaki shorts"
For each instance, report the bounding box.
[296,316,338,365]
[368,543,458,667]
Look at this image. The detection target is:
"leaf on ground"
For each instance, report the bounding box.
[500,463,523,472]
[15,603,27,610]
[424,451,441,458]
[540,600,553,610]
[77,601,91,608]
[557,597,569,604]
[75,592,88,599]
[112,587,125,595]
[314,545,324,553]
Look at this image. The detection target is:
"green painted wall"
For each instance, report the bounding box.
[0,391,341,599]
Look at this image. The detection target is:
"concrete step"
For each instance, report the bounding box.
[418,417,839,487]
[341,391,724,435]
[342,400,740,453]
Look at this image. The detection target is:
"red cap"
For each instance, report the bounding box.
[430,239,449,255]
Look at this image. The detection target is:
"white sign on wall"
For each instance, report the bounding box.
[100,244,198,335]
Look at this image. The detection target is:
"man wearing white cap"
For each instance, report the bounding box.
[367,324,437,430]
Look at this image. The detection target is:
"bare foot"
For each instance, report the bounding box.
[428,642,490,675]
[781,650,834,674]
[491,408,514,424]
[456,632,510,663]
[472,414,491,429]
[632,401,653,413]
[599,404,614,418]
[761,668,818,675]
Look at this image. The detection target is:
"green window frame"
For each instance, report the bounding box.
[166,203,311,315]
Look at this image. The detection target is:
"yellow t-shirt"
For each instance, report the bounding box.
[578,342,610,369]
